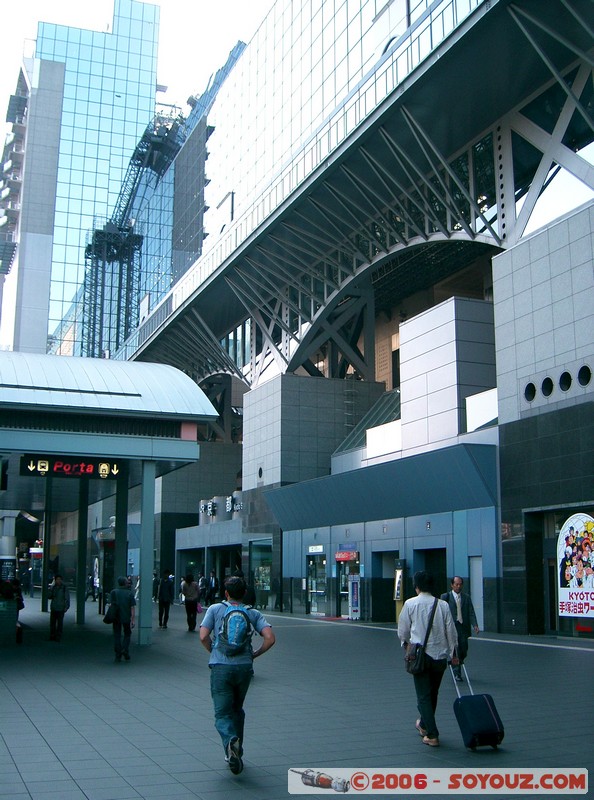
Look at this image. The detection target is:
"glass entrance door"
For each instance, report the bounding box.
[337,560,360,617]
[307,554,327,615]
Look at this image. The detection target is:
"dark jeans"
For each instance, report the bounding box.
[113,620,132,657]
[454,622,470,668]
[413,654,447,739]
[210,664,253,754]
[185,599,198,631]
[49,610,65,640]
[158,600,171,627]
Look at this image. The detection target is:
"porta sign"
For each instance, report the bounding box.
[20,455,124,480]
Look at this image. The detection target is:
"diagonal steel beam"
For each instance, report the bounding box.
[240,255,314,323]
[336,170,387,253]
[186,307,247,378]
[400,107,502,243]
[358,145,426,240]
[511,3,594,68]
[321,181,385,253]
[304,196,368,264]
[377,127,446,238]
[285,213,359,259]
[244,250,307,298]
[341,157,409,247]
[512,64,593,238]
[266,232,343,281]
[508,5,594,133]
[560,0,594,38]
[225,273,300,345]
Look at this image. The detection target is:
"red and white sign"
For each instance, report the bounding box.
[335,551,358,561]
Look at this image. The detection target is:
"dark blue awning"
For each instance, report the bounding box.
[264,443,497,530]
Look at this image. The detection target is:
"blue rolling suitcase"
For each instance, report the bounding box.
[451,665,504,750]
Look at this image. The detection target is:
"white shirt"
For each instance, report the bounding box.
[398,592,458,661]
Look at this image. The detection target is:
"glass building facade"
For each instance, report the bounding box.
[11,0,159,355]
[117,0,484,363]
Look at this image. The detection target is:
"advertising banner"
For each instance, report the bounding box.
[557,513,594,618]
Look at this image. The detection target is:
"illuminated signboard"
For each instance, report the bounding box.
[335,551,359,561]
[20,455,123,480]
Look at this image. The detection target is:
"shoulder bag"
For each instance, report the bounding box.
[404,597,438,675]
[103,590,120,624]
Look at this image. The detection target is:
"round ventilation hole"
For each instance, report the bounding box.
[559,371,572,392]
[541,377,554,397]
[524,383,536,402]
[578,365,592,387]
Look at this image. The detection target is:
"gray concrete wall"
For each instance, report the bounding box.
[493,202,594,425]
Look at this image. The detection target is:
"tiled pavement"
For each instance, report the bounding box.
[1,599,593,800]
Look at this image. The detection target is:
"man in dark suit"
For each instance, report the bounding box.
[441,576,479,682]
[206,570,220,606]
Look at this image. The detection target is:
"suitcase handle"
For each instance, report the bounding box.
[449,663,475,697]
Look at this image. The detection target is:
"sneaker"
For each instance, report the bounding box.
[226,737,243,774]
[422,736,440,747]
[455,674,463,682]
[415,719,427,737]
[123,653,130,661]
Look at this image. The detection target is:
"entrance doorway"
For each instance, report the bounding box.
[336,558,360,617]
[420,548,447,595]
[306,553,327,615]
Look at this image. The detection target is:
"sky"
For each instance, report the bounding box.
[0,0,274,127]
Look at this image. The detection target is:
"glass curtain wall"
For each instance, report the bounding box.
[39,0,159,355]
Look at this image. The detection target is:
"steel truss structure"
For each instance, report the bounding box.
[131,0,593,394]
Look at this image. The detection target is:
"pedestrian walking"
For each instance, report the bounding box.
[199,576,275,774]
[85,573,96,601]
[158,571,174,628]
[198,572,207,604]
[110,575,136,662]
[48,574,70,642]
[398,570,458,748]
[441,576,479,682]
[181,573,201,631]
[206,569,219,606]
[233,569,256,607]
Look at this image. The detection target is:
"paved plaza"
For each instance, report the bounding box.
[1,599,593,800]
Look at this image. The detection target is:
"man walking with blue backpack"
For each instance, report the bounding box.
[200,575,275,775]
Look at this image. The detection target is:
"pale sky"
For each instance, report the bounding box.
[0,0,273,127]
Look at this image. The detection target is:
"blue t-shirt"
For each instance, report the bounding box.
[202,601,271,666]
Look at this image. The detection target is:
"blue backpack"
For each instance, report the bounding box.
[218,601,252,655]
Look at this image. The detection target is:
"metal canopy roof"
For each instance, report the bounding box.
[0,351,217,419]
[0,352,218,513]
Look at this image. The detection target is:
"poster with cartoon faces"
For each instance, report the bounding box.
[557,513,594,617]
